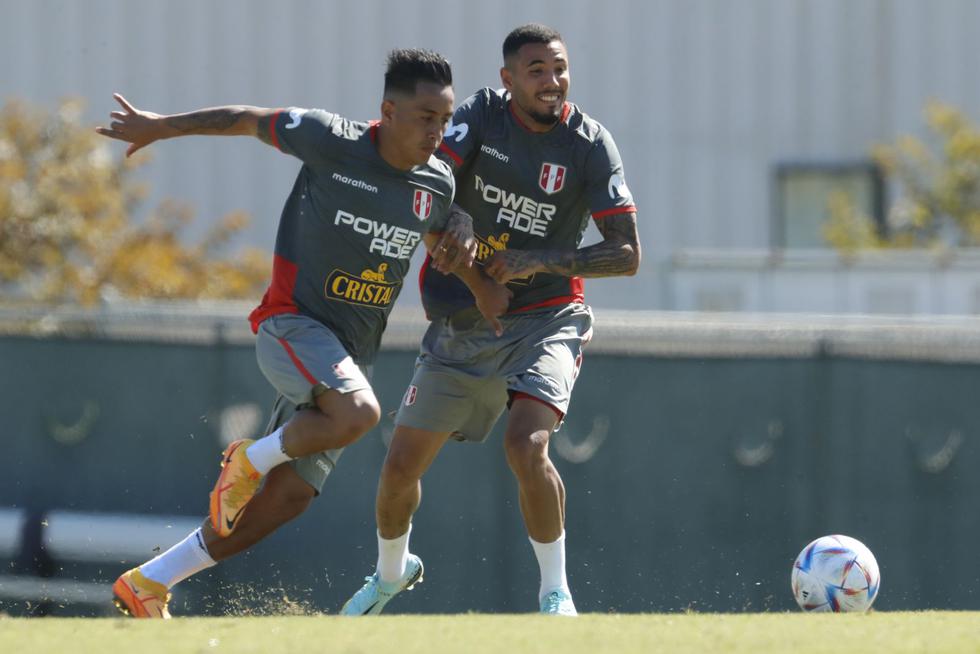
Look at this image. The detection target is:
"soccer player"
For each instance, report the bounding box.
[97,49,510,618]
[341,25,640,616]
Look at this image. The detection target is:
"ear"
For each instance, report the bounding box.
[380,98,396,124]
[500,67,513,92]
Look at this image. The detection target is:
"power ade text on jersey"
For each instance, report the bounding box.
[249,108,454,363]
[421,88,636,319]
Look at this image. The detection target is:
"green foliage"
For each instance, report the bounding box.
[0,98,269,305]
[826,102,980,251]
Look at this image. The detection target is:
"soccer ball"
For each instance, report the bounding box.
[791,534,880,612]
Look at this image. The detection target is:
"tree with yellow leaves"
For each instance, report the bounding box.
[826,102,980,252]
[0,98,268,305]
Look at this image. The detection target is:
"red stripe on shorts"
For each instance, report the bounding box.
[277,337,318,386]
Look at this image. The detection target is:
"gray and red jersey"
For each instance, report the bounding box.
[248,108,454,364]
[421,88,636,318]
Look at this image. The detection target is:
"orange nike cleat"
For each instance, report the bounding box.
[209,438,262,537]
[112,568,172,618]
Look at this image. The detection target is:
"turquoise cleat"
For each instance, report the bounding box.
[540,588,577,616]
[340,554,424,615]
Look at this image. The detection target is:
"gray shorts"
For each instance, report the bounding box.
[256,313,372,405]
[395,303,594,443]
[254,313,373,493]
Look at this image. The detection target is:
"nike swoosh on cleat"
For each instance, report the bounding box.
[362,601,379,614]
[224,504,248,533]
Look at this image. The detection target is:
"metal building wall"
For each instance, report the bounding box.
[4,0,980,308]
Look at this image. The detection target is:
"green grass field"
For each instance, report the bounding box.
[3,613,979,654]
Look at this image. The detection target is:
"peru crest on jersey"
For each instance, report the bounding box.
[413,189,434,220]
[539,162,566,195]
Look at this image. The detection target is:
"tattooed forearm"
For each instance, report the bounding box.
[445,204,473,235]
[164,108,241,132]
[158,105,271,142]
[537,242,638,277]
[539,212,640,278]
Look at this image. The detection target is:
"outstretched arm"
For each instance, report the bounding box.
[95,93,279,157]
[483,211,641,284]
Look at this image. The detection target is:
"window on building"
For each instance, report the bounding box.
[772,161,884,248]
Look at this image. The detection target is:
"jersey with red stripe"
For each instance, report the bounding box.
[248,108,454,363]
[422,88,636,319]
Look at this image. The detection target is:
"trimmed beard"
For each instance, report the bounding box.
[526,109,561,127]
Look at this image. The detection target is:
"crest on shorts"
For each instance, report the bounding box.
[539,162,566,195]
[403,385,418,406]
[332,356,358,379]
[413,189,433,220]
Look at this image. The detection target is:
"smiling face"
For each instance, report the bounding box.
[380,80,455,169]
[500,39,570,132]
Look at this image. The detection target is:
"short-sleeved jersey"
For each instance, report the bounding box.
[248,108,454,364]
[420,88,636,319]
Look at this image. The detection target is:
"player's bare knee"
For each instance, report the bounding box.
[353,396,382,431]
[333,396,381,447]
[381,446,425,489]
[504,431,551,476]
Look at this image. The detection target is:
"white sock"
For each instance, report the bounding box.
[377,525,411,584]
[530,531,569,602]
[245,425,292,475]
[139,528,217,589]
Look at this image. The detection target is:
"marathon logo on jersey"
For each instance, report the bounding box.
[539,163,567,195]
[333,172,379,194]
[480,144,510,163]
[324,264,399,309]
[334,209,422,259]
[413,190,433,220]
[473,175,556,236]
[403,385,418,406]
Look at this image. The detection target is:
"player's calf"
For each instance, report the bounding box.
[209,439,263,538]
[205,465,315,559]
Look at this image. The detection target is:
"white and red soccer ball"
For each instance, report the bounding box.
[791,534,880,612]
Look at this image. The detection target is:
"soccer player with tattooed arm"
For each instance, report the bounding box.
[96,49,510,618]
[342,24,640,616]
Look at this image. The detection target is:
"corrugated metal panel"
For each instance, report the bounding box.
[4,0,980,308]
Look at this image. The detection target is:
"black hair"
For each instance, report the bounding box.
[384,48,453,96]
[502,24,564,61]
